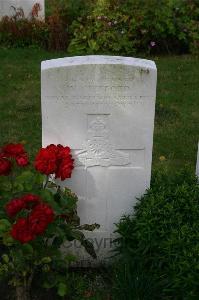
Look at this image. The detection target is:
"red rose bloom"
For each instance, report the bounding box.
[16,153,29,167]
[0,158,12,176]
[11,218,35,244]
[46,144,58,154]
[55,158,74,181]
[34,144,74,180]
[2,143,29,167]
[2,143,25,158]
[34,147,57,175]
[55,145,74,180]
[6,198,26,218]
[56,145,70,159]
[29,203,54,235]
[22,194,41,207]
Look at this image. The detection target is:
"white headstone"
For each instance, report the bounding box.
[196,142,199,178]
[41,56,157,263]
[0,0,45,19]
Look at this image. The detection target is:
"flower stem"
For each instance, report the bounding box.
[43,175,49,189]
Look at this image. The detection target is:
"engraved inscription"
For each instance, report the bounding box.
[75,115,130,167]
[45,95,148,105]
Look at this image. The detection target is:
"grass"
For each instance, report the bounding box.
[0,48,198,171]
[154,55,199,171]
[0,48,66,160]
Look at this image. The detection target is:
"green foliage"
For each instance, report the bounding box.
[1,0,199,54]
[113,168,199,299]
[68,2,134,55]
[68,0,199,55]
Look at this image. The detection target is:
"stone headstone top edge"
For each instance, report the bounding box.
[41,55,157,71]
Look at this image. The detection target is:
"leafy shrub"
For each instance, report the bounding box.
[67,0,134,55]
[113,168,199,299]
[46,0,92,22]
[1,0,199,54]
[68,0,199,55]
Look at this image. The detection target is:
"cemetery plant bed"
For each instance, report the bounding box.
[1,0,199,55]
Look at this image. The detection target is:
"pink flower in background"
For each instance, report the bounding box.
[150,41,156,47]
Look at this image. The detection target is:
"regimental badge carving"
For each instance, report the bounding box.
[75,116,130,168]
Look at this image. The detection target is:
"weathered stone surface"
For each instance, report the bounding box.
[41,56,157,263]
[0,0,45,19]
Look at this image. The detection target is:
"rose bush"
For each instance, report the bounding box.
[0,143,99,300]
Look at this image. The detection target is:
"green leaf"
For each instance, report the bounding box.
[39,190,61,213]
[78,223,100,231]
[24,182,33,191]
[13,182,24,192]
[0,177,12,192]
[35,173,45,185]
[22,244,33,255]
[41,257,52,264]
[88,39,99,51]
[16,171,35,183]
[1,254,9,263]
[81,239,97,259]
[3,234,14,246]
[57,282,68,297]
[0,219,11,234]
[71,230,97,259]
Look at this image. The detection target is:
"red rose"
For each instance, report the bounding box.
[16,153,29,167]
[6,198,26,218]
[56,145,70,159]
[0,151,5,158]
[2,143,29,167]
[34,144,74,180]
[11,218,35,244]
[55,158,74,181]
[0,158,12,176]
[29,203,54,235]
[2,143,25,158]
[22,194,41,207]
[34,148,57,175]
[46,144,58,154]
[55,145,74,180]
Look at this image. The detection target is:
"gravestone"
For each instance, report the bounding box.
[0,0,45,19]
[196,142,199,178]
[41,56,157,263]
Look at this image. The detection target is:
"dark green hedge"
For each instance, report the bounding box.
[113,168,199,299]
